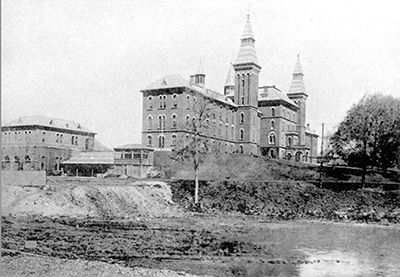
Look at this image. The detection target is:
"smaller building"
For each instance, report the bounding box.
[62,144,154,178]
[113,144,154,178]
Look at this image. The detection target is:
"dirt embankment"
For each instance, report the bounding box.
[170,180,400,223]
[1,180,181,218]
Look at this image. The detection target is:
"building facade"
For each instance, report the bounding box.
[140,15,318,162]
[1,116,96,173]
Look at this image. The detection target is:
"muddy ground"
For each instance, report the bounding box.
[4,214,400,277]
[2,214,321,277]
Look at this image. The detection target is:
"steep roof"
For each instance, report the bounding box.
[143,74,191,91]
[258,86,298,108]
[288,56,307,95]
[142,74,236,107]
[224,64,235,87]
[233,15,260,67]
[2,116,95,134]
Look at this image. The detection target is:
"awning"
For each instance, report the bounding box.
[62,152,115,165]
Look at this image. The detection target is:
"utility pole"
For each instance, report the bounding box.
[321,123,325,156]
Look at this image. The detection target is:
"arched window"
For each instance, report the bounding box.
[219,122,222,137]
[271,108,275,117]
[41,156,46,170]
[158,136,165,149]
[305,152,309,162]
[288,137,292,147]
[159,95,166,109]
[60,134,63,144]
[56,134,59,143]
[241,96,244,105]
[172,114,177,128]
[240,113,244,124]
[287,153,292,160]
[148,116,153,129]
[231,126,234,140]
[271,120,275,130]
[4,156,10,163]
[75,136,78,145]
[85,138,90,151]
[162,115,166,130]
[172,94,178,108]
[148,96,153,109]
[269,133,276,144]
[24,155,30,163]
[295,152,301,162]
[71,136,75,145]
[270,149,276,158]
[171,134,177,146]
[240,129,244,141]
[186,115,190,127]
[147,135,152,146]
[158,115,162,129]
[239,145,244,154]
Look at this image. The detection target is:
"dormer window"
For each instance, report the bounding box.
[49,120,54,125]
[77,124,81,129]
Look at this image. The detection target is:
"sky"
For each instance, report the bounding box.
[2,0,400,148]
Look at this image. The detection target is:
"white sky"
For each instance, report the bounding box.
[2,0,400,148]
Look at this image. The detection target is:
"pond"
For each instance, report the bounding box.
[286,222,400,276]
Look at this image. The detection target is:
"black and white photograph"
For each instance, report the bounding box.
[2,0,400,276]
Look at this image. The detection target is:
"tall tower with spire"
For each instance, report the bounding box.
[287,55,308,145]
[232,15,262,154]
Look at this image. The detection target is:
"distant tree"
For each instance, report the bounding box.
[173,91,214,205]
[330,93,400,185]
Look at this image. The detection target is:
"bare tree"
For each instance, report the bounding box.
[174,91,215,205]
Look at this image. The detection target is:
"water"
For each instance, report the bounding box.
[291,223,400,277]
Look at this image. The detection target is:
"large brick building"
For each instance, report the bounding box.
[1,116,98,173]
[141,15,318,162]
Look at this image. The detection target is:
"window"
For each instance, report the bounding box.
[186,115,190,127]
[159,95,166,109]
[219,122,222,137]
[172,94,178,108]
[172,114,177,128]
[133,153,141,159]
[231,126,234,140]
[171,134,177,146]
[158,115,162,129]
[269,133,276,144]
[125,152,133,159]
[148,116,153,129]
[240,129,244,141]
[271,108,275,117]
[85,138,90,151]
[239,145,244,154]
[56,134,59,143]
[225,124,228,138]
[75,136,78,145]
[288,137,292,147]
[240,113,244,124]
[271,120,275,130]
[60,134,63,144]
[241,96,244,105]
[158,136,165,149]
[148,96,153,109]
[147,135,152,146]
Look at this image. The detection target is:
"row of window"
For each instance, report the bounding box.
[146,133,247,153]
[268,132,298,147]
[270,120,297,132]
[2,131,32,142]
[2,155,62,170]
[148,94,178,110]
[269,107,297,122]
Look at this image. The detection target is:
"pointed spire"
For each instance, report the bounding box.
[288,55,307,95]
[233,15,260,67]
[293,55,303,75]
[241,14,255,40]
[224,63,235,87]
